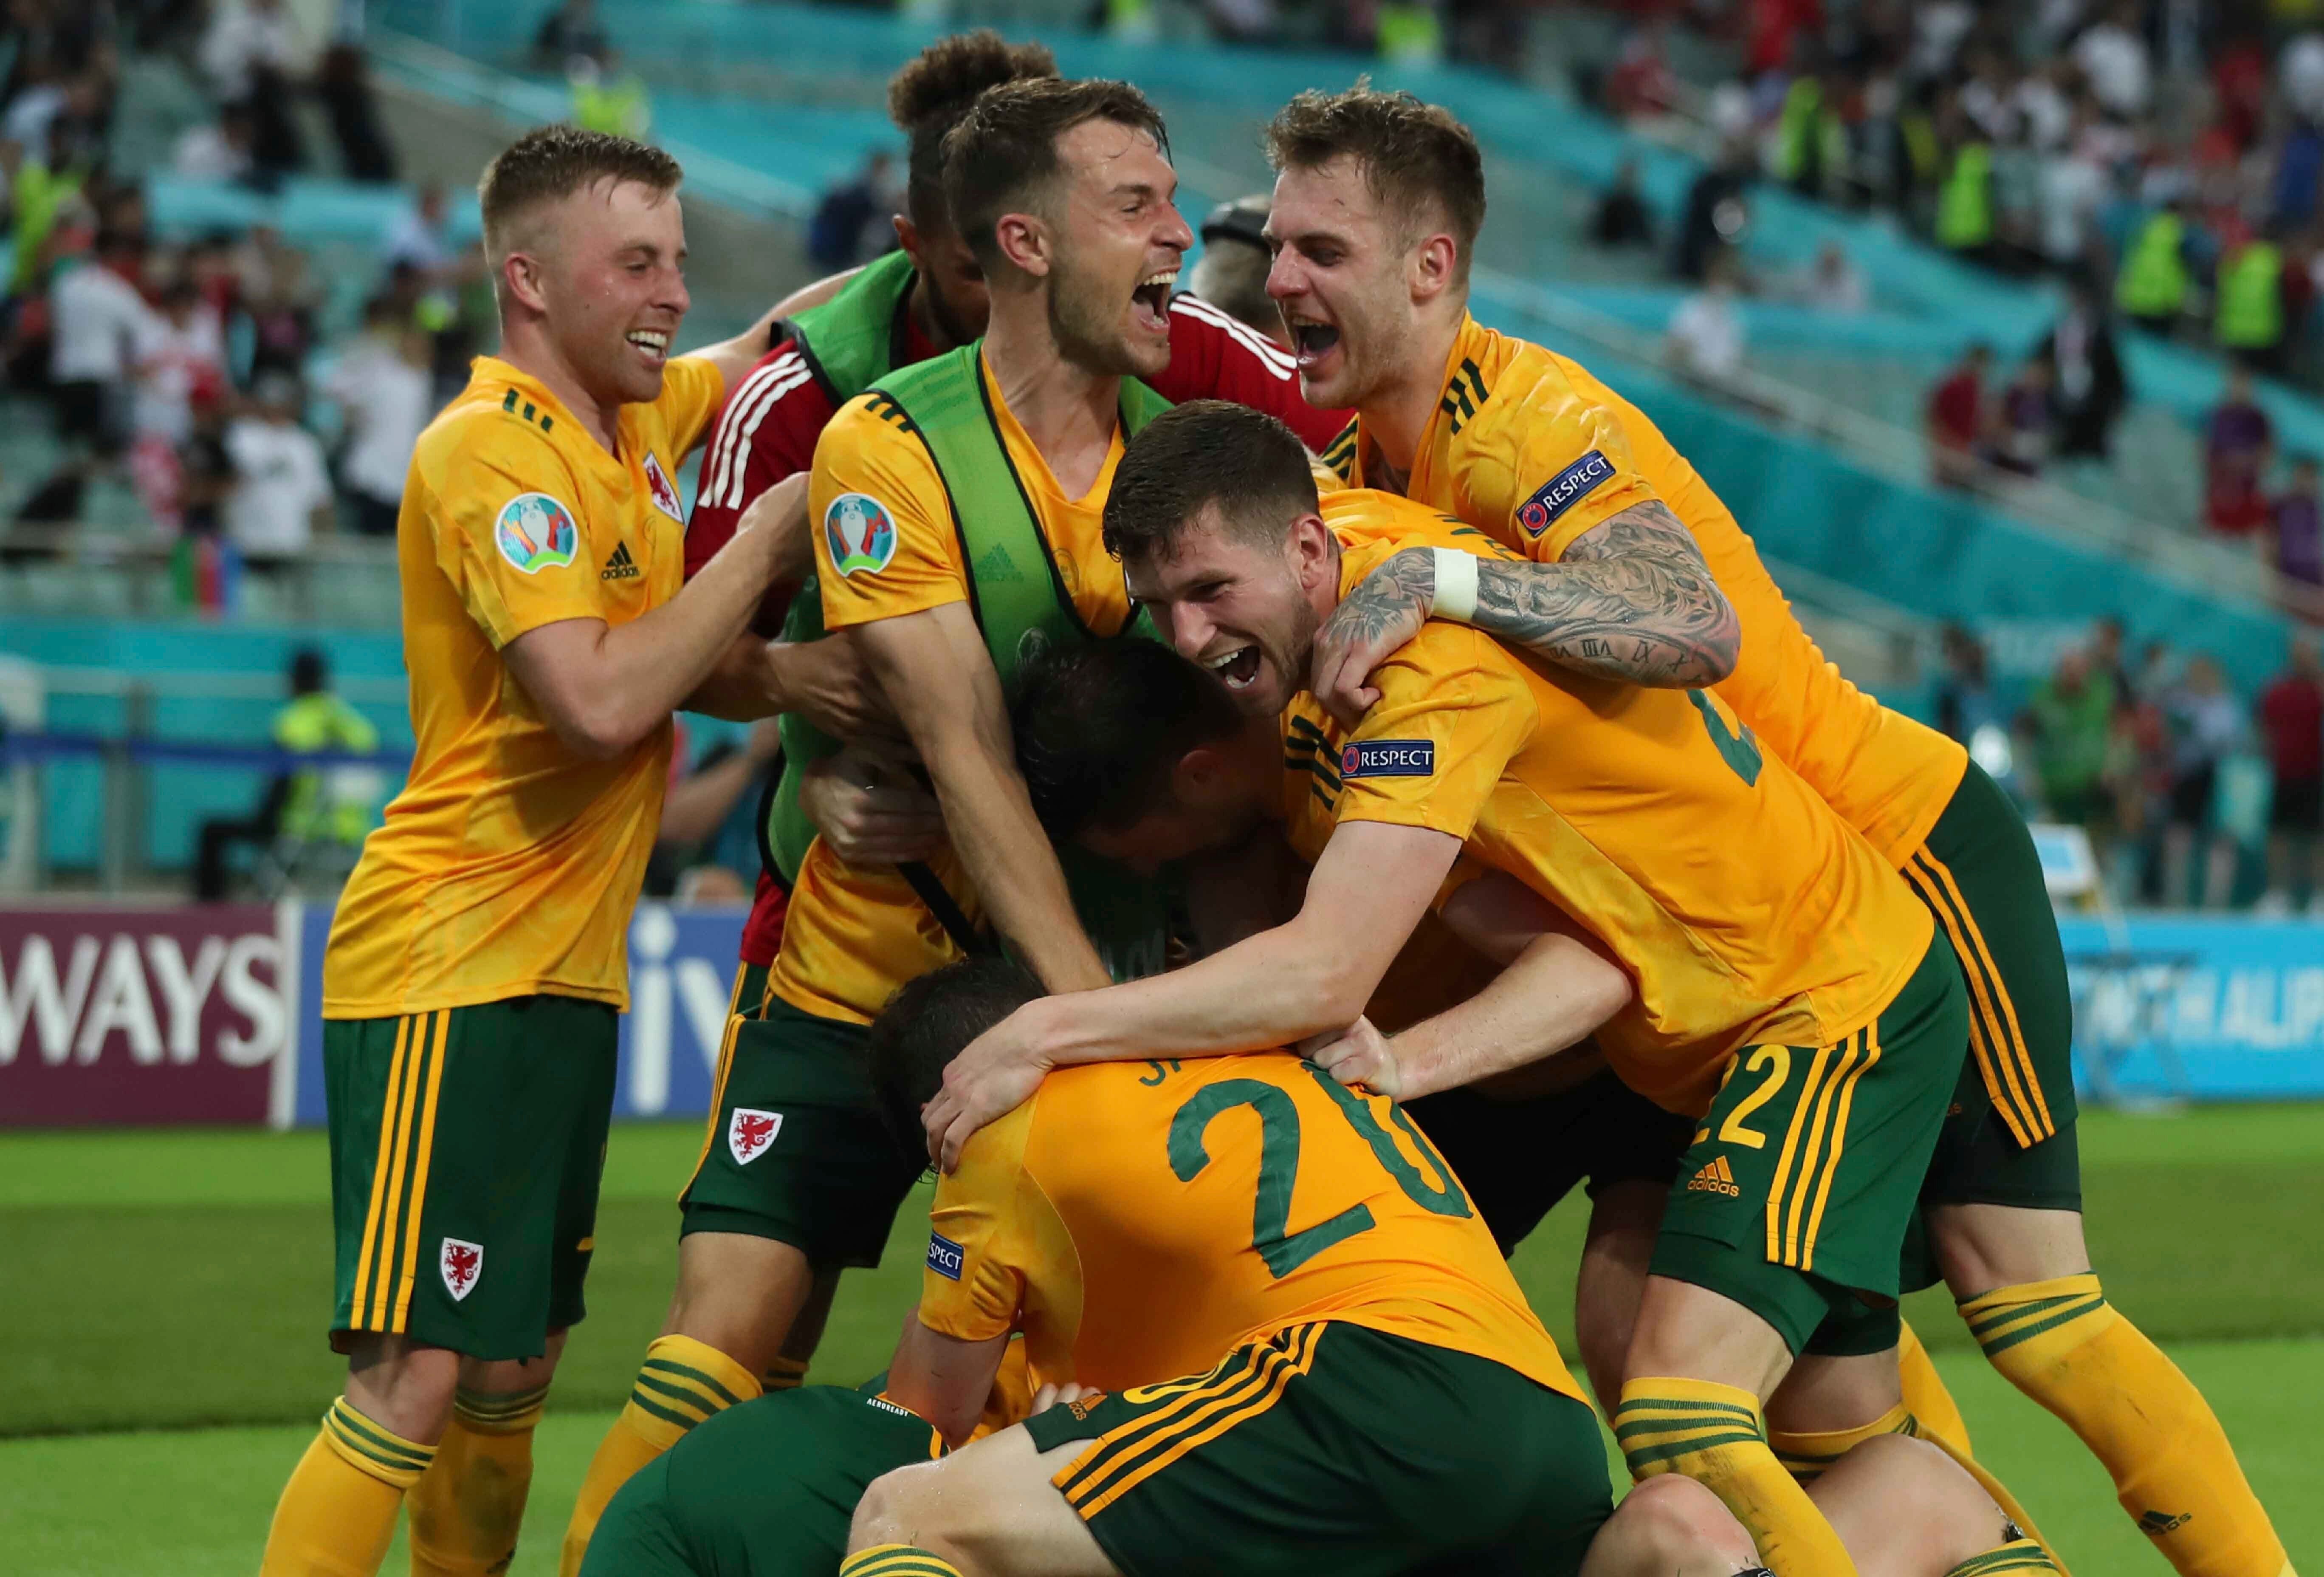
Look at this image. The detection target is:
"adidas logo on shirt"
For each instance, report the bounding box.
[1687,1155,1740,1197]
[601,543,640,581]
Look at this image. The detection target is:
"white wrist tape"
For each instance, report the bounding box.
[1430,548,1480,624]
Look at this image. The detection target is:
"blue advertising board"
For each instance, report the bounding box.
[2059,916,2324,1102]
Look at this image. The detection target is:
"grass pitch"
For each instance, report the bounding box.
[3,1104,2318,1574]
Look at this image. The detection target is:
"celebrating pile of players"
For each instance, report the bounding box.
[255,31,2296,1577]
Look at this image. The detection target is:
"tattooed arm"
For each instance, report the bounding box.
[1308,501,1739,726]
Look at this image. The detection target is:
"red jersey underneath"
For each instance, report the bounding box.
[686,285,1349,967]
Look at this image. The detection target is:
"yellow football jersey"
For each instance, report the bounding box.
[770,353,1140,1026]
[919,1052,1582,1403]
[1280,491,1933,1116]
[1330,315,1969,867]
[323,354,723,1017]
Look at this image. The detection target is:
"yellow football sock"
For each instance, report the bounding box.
[1768,1400,1917,1484]
[1616,1378,1857,1577]
[1768,1395,2068,1576]
[260,1399,437,1577]
[1897,1318,1972,1458]
[841,1546,962,1577]
[558,1336,760,1577]
[407,1382,548,1576]
[1945,1537,2062,1577]
[762,1354,809,1393]
[1962,1275,2288,1577]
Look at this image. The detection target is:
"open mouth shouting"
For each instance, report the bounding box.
[1204,641,1264,692]
[1287,316,1340,374]
[625,327,671,370]
[1131,268,1177,335]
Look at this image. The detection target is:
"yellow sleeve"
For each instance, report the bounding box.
[1460,356,1661,562]
[1329,625,1537,842]
[809,396,968,631]
[655,354,727,457]
[426,424,607,650]
[919,1105,1034,1343]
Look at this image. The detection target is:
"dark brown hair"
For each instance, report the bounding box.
[478,123,682,260]
[1102,400,1318,565]
[888,31,1059,236]
[1264,84,1484,280]
[942,76,1170,269]
[1013,640,1244,842]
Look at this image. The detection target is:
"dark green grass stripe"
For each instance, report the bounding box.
[640,1357,745,1409]
[1976,1297,2109,1358]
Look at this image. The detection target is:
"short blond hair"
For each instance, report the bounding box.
[478,123,683,264]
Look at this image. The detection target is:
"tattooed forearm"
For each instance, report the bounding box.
[1319,546,1437,654]
[1472,501,1739,687]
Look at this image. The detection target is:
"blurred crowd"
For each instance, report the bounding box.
[1593,0,2324,389]
[1936,614,2324,912]
[0,0,487,608]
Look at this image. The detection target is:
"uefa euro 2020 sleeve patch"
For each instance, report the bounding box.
[1515,449,1613,537]
[825,492,900,577]
[495,493,581,574]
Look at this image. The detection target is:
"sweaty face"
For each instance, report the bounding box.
[535,177,691,407]
[1041,118,1192,378]
[1125,507,1318,718]
[1265,158,1423,410]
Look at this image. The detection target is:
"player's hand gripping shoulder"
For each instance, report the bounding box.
[799,739,944,865]
[1301,1015,1402,1099]
[1308,501,1740,727]
[922,996,1061,1173]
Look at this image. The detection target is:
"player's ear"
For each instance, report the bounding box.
[502,249,551,317]
[893,213,922,267]
[1174,745,1224,805]
[1288,511,1335,588]
[994,210,1050,279]
[1410,231,1457,306]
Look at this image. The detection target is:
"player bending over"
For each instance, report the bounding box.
[840,956,2047,1577]
[919,401,2001,1577]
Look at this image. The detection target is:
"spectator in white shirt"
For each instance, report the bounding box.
[1667,252,1748,384]
[225,373,333,560]
[2074,0,2152,118]
[133,279,229,446]
[321,298,435,537]
[49,231,158,454]
[172,107,258,184]
[199,0,311,102]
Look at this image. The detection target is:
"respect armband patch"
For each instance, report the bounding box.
[1515,449,1614,538]
[1339,740,1436,778]
[926,1231,965,1281]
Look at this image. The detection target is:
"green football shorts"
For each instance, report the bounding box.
[324,995,615,1360]
[1021,1321,1612,1577]
[1901,761,2083,1220]
[1651,930,1971,1356]
[679,995,926,1270]
[581,1383,939,1577]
